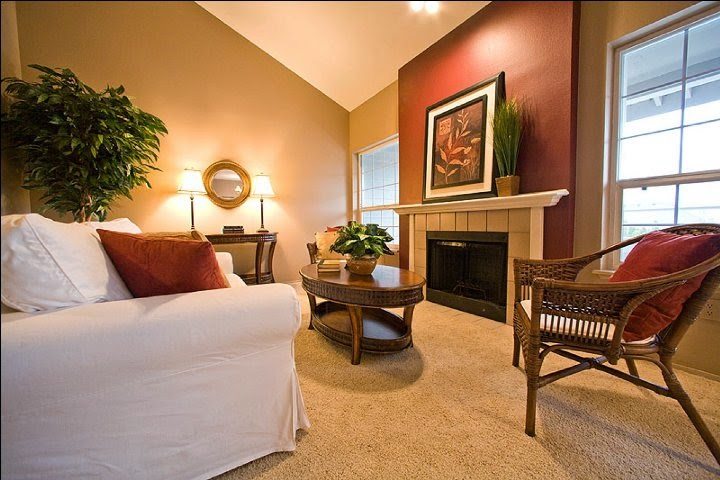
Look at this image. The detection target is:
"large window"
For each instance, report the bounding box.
[608,12,720,261]
[358,138,399,244]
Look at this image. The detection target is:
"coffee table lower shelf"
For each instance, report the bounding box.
[311,301,412,353]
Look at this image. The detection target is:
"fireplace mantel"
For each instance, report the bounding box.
[392,189,568,215]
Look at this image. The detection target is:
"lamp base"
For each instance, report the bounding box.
[257,228,269,233]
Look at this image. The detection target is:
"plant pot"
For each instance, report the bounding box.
[347,256,378,275]
[496,175,520,197]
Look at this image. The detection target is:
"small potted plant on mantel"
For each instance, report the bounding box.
[491,98,525,197]
[330,221,394,275]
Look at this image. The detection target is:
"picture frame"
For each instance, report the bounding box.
[422,72,505,203]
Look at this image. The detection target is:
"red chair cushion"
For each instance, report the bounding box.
[98,229,228,298]
[609,230,720,341]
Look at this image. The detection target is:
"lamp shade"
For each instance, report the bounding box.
[177,168,207,195]
[251,174,275,198]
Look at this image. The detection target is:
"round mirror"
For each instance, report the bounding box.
[202,160,252,208]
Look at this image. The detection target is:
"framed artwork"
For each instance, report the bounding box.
[422,72,505,203]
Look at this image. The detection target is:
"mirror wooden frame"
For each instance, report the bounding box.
[202,160,252,209]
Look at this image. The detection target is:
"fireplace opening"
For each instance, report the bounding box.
[426,231,508,322]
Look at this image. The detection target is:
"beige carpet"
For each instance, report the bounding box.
[217,287,720,479]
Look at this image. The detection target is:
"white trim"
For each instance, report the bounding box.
[602,5,720,269]
[392,189,568,215]
[361,204,401,212]
[674,362,720,382]
[592,269,615,280]
[529,207,544,259]
[354,133,399,156]
[408,214,416,271]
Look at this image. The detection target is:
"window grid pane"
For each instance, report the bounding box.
[359,141,399,210]
[617,15,720,182]
[615,13,720,261]
[359,140,399,243]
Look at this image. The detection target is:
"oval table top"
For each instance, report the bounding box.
[299,264,425,292]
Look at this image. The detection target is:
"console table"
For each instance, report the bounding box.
[207,232,277,285]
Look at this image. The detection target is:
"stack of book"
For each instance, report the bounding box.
[317,259,343,273]
[222,225,245,234]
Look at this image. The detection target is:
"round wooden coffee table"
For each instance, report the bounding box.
[300,264,425,365]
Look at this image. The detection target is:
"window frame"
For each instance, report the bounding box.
[355,134,400,247]
[603,7,720,269]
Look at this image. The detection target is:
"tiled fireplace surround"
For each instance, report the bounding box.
[394,190,569,324]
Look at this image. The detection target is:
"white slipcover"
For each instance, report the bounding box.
[0,214,134,312]
[1,283,309,479]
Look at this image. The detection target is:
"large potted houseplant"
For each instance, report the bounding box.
[330,221,394,275]
[491,98,524,197]
[1,65,167,222]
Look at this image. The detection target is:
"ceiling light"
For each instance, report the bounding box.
[425,1,440,14]
[410,1,424,12]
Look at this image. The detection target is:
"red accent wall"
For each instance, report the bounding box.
[399,1,580,267]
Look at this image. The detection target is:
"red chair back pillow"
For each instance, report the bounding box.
[609,230,720,341]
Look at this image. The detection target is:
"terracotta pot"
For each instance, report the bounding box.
[347,255,378,275]
[496,175,520,197]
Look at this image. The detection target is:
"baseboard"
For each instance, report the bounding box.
[674,363,720,382]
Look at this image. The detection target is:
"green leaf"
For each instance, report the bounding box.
[1,64,167,221]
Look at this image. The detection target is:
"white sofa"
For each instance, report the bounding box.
[1,215,309,479]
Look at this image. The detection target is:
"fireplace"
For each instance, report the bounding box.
[426,231,508,322]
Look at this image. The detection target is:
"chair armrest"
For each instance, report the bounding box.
[514,253,601,286]
[215,251,234,274]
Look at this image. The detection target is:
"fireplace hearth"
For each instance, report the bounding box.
[426,231,508,322]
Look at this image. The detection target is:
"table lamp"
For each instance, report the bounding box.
[250,173,275,233]
[177,167,207,230]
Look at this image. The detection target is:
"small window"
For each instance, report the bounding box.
[358,138,399,244]
[608,12,720,262]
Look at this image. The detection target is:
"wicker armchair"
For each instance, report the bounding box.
[307,242,319,264]
[512,224,720,464]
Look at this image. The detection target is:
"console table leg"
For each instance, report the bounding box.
[255,241,264,284]
[307,294,317,330]
[404,305,416,347]
[348,306,363,365]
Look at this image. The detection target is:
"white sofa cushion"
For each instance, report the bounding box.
[85,217,142,234]
[1,214,133,312]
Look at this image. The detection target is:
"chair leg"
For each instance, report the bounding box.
[524,342,542,437]
[626,358,640,377]
[525,378,538,437]
[512,332,520,367]
[660,357,720,464]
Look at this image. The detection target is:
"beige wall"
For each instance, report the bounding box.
[348,81,399,266]
[574,1,697,259]
[13,1,349,283]
[576,1,720,377]
[1,1,31,216]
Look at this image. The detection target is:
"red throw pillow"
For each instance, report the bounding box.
[97,229,229,298]
[609,230,720,341]
[326,225,344,232]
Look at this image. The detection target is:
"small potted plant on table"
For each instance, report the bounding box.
[492,98,525,197]
[330,221,394,275]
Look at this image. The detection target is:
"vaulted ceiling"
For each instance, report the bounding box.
[197,1,488,111]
